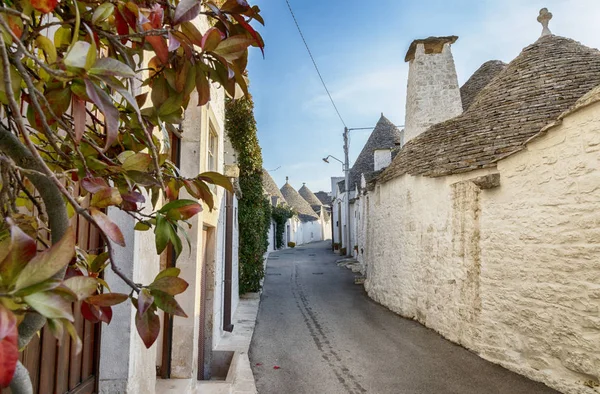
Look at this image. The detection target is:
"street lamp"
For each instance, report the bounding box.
[322,155,345,169]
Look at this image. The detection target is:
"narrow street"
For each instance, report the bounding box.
[249,241,558,394]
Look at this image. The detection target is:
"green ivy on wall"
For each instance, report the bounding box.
[225,95,271,294]
[272,205,295,249]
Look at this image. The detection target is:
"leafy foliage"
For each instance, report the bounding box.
[0,0,264,389]
[224,95,270,293]
[271,205,294,249]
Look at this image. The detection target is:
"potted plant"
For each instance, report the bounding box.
[333,242,340,251]
[340,247,347,256]
[287,241,296,248]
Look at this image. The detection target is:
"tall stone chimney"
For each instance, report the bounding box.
[404,36,463,143]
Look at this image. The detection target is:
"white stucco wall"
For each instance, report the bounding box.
[404,43,462,143]
[374,149,392,171]
[365,102,600,393]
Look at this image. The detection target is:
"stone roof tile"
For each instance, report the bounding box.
[262,169,286,203]
[460,60,507,111]
[380,35,600,182]
[280,182,319,222]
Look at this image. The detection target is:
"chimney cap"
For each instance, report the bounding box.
[405,36,458,62]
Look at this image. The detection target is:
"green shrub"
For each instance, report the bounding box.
[272,205,295,249]
[340,247,347,255]
[226,95,271,294]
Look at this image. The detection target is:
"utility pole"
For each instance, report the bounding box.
[343,127,351,257]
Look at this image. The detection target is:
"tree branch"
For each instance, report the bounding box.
[8,361,33,394]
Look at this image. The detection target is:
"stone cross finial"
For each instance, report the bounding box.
[537,8,553,37]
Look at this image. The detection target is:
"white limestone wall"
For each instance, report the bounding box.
[374,149,392,171]
[404,43,462,143]
[365,102,600,394]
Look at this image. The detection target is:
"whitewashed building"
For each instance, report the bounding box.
[361,11,600,394]
[98,13,244,394]
[280,179,322,246]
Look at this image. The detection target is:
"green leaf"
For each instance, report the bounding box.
[63,276,98,300]
[92,2,114,24]
[201,27,223,52]
[122,152,152,172]
[213,36,255,62]
[24,291,74,321]
[198,171,233,192]
[86,292,128,307]
[154,215,171,255]
[90,187,123,209]
[64,320,82,354]
[135,307,160,348]
[14,227,75,291]
[180,22,203,47]
[64,41,92,70]
[195,66,210,106]
[150,290,187,317]
[158,93,183,117]
[89,252,109,274]
[90,208,126,247]
[149,276,188,296]
[137,288,153,316]
[159,199,202,217]
[90,57,135,78]
[14,279,61,297]
[35,35,57,63]
[154,267,180,282]
[134,222,152,231]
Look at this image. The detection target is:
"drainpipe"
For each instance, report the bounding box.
[223,190,234,332]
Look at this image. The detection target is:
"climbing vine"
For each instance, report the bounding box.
[272,205,295,249]
[225,95,271,293]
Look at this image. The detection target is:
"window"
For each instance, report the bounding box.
[208,126,218,172]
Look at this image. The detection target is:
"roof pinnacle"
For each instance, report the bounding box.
[285,176,289,183]
[537,8,553,37]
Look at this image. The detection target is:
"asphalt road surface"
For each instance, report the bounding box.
[249,241,558,394]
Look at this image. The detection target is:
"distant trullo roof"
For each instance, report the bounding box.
[460,60,507,111]
[380,34,600,182]
[280,181,319,222]
[261,169,286,204]
[298,183,323,214]
[342,114,402,192]
[314,191,332,206]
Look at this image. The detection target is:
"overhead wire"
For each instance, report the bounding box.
[284,0,348,129]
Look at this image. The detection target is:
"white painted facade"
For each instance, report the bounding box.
[364,92,600,394]
[99,13,241,393]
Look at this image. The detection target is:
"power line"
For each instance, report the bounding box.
[284,0,347,129]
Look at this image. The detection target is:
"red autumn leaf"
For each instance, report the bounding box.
[201,27,224,52]
[99,306,113,324]
[82,177,110,194]
[30,0,58,13]
[273,366,280,370]
[135,307,160,348]
[114,9,129,44]
[148,4,164,29]
[137,288,154,316]
[0,222,37,285]
[0,306,18,388]
[90,207,126,247]
[86,292,128,307]
[84,80,119,151]
[255,363,262,366]
[81,301,100,323]
[142,22,169,64]
[6,15,23,39]
[232,14,264,56]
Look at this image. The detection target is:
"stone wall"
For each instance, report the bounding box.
[365,102,600,393]
[404,42,463,143]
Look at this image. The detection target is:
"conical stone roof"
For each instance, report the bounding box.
[346,114,402,191]
[380,35,600,182]
[460,60,507,111]
[298,183,323,214]
[261,169,286,204]
[280,182,319,222]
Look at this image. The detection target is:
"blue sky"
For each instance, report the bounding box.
[246,0,600,193]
